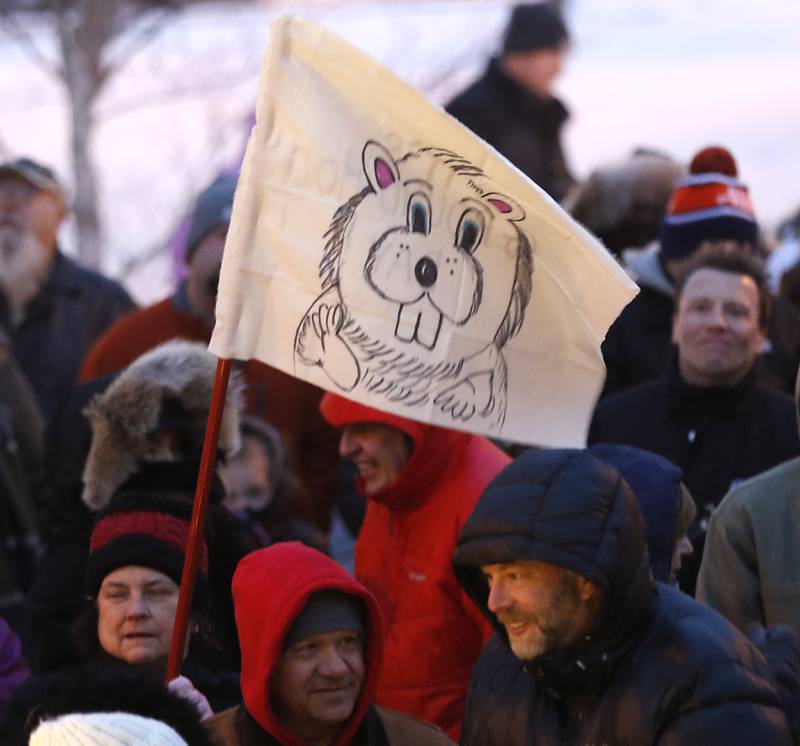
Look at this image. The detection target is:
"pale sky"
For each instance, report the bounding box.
[0,0,797,302]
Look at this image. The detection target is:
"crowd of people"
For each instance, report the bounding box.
[0,2,799,744]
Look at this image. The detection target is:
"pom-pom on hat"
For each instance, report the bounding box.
[86,491,208,604]
[29,711,188,746]
[659,145,757,262]
[689,145,738,177]
[503,3,569,54]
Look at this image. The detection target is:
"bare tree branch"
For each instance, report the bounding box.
[99,6,176,81]
[98,65,259,120]
[0,12,62,78]
[117,237,169,277]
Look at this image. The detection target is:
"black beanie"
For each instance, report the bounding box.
[87,492,208,606]
[503,3,569,54]
[283,590,366,650]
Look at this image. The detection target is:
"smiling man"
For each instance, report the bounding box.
[589,250,799,592]
[453,448,793,745]
[207,542,453,746]
[320,394,509,739]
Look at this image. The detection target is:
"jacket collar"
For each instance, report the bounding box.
[527,554,655,699]
[622,242,674,296]
[666,351,758,417]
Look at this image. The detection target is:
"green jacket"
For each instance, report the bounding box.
[697,455,800,633]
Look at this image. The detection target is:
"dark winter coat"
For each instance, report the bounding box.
[0,333,46,632]
[602,244,800,397]
[0,617,28,715]
[452,448,792,746]
[589,359,800,591]
[10,251,135,421]
[0,661,216,746]
[445,58,574,201]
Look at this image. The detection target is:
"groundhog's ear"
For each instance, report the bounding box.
[483,192,526,222]
[363,140,400,193]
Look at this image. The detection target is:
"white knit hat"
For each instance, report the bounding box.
[28,711,188,746]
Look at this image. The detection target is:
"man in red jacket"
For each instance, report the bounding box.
[320,393,510,740]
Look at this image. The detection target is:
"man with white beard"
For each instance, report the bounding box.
[0,158,134,420]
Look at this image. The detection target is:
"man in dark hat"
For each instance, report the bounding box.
[446,3,574,201]
[452,448,792,745]
[0,157,134,419]
[207,542,453,745]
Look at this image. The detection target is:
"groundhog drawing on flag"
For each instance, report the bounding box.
[294,140,534,430]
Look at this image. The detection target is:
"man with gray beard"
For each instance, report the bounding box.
[0,158,133,420]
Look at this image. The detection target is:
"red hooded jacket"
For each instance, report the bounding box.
[232,542,384,745]
[321,394,510,740]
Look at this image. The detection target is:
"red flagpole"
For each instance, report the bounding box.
[166,357,232,681]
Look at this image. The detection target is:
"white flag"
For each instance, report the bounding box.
[210,16,637,447]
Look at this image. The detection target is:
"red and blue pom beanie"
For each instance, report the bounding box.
[659,146,758,262]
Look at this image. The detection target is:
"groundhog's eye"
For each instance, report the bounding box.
[456,209,485,254]
[407,193,431,235]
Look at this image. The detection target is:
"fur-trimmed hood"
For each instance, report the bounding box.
[81,340,243,511]
[565,150,684,253]
[622,241,674,296]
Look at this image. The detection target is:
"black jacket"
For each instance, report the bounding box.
[589,360,800,591]
[10,252,134,421]
[452,449,791,745]
[445,58,574,202]
[590,361,799,515]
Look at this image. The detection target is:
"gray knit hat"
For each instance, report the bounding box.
[283,590,366,650]
[185,174,238,262]
[29,711,188,745]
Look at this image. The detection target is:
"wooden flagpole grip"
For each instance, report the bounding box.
[166,357,232,681]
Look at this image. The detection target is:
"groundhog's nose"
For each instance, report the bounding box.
[414,257,438,288]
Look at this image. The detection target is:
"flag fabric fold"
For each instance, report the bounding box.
[210,15,637,447]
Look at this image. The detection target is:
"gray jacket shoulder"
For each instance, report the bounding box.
[715,456,800,518]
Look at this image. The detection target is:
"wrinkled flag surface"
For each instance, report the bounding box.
[210,15,637,447]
